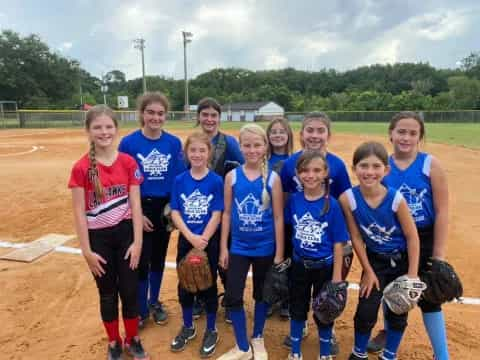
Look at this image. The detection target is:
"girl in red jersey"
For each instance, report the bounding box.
[69,105,148,360]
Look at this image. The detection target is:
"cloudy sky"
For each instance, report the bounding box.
[1,0,478,80]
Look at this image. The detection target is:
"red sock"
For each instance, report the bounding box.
[103,319,121,343]
[123,317,139,344]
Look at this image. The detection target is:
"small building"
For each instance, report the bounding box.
[221,101,284,122]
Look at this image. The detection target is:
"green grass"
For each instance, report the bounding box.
[161,121,480,149]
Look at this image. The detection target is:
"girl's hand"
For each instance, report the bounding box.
[273,255,284,265]
[360,269,380,298]
[124,242,142,269]
[83,251,107,277]
[219,249,229,270]
[190,234,208,250]
[143,216,154,232]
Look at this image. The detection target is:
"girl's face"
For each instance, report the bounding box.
[142,102,166,132]
[268,122,289,150]
[88,114,117,149]
[297,158,328,191]
[240,131,267,166]
[301,119,329,151]
[187,140,210,169]
[390,118,422,155]
[354,155,389,189]
[198,107,220,135]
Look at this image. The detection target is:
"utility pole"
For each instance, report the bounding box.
[182,31,193,118]
[133,38,147,93]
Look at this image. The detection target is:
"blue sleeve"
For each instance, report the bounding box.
[332,161,351,199]
[284,196,293,225]
[225,136,245,164]
[174,139,187,175]
[118,136,129,154]
[329,200,349,243]
[280,158,294,193]
[170,176,180,211]
[211,176,224,211]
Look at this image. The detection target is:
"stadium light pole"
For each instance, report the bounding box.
[182,31,193,118]
[134,38,147,93]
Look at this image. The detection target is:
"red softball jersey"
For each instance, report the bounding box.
[68,152,143,229]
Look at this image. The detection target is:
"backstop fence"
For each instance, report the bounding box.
[1,110,480,128]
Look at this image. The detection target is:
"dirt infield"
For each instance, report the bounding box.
[0,128,479,359]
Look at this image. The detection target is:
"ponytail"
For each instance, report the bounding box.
[88,141,103,201]
[261,157,270,210]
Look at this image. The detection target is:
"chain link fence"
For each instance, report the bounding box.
[2,110,480,128]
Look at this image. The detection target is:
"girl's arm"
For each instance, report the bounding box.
[339,194,379,297]
[397,198,420,278]
[219,172,233,269]
[171,210,208,250]
[430,156,449,259]
[202,211,222,241]
[125,185,143,269]
[72,188,106,276]
[272,176,285,264]
[332,242,343,283]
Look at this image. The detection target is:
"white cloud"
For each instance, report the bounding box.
[58,42,73,52]
[412,9,469,41]
[263,49,288,69]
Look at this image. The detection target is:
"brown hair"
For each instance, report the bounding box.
[136,92,170,126]
[266,117,294,158]
[184,131,213,166]
[196,97,222,126]
[388,111,425,141]
[300,111,332,148]
[353,141,389,167]
[295,150,330,215]
[85,105,118,201]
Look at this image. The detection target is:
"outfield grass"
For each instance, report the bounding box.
[161,121,480,149]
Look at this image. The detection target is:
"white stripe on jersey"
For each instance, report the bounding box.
[87,203,131,229]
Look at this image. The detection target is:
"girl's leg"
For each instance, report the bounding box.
[251,255,273,338]
[311,266,333,356]
[89,227,121,344]
[421,308,449,360]
[224,254,251,352]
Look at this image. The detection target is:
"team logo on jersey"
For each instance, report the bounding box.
[235,193,264,231]
[398,183,427,221]
[360,223,396,245]
[136,149,171,178]
[293,212,328,249]
[180,189,213,223]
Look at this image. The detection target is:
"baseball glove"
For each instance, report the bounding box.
[420,258,463,305]
[342,243,354,280]
[263,258,291,305]
[383,275,427,315]
[312,280,348,325]
[177,249,213,293]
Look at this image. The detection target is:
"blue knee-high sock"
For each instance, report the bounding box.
[138,279,149,318]
[318,325,333,356]
[230,309,249,352]
[353,330,371,357]
[182,306,193,328]
[423,311,449,360]
[148,270,163,305]
[381,328,405,360]
[290,320,305,356]
[252,302,268,338]
[206,312,217,331]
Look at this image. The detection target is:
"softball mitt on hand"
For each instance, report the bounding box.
[383,275,427,315]
[420,258,463,304]
[262,258,291,305]
[312,280,349,325]
[342,243,354,280]
[177,249,213,293]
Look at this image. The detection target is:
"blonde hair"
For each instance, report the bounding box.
[266,117,294,158]
[85,105,118,202]
[239,124,270,210]
[184,131,213,166]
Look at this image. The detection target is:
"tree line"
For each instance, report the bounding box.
[1,29,480,111]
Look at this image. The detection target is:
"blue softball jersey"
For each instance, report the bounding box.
[230,167,277,257]
[345,186,407,254]
[286,192,349,263]
[268,153,289,172]
[170,170,224,235]
[280,150,351,198]
[119,129,186,197]
[384,153,435,228]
